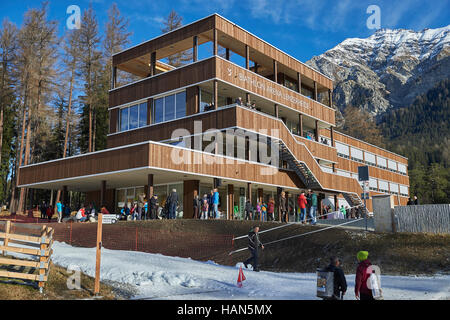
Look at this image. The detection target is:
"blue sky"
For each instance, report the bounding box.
[1,0,449,61]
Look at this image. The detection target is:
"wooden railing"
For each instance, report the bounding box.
[0,221,54,292]
[235,106,364,196]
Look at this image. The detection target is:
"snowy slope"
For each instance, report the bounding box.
[49,242,450,300]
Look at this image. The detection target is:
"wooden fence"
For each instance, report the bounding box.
[0,221,54,292]
[394,204,450,234]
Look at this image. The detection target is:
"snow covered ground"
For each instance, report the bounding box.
[45,242,450,300]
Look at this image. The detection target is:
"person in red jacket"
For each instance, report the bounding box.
[46,205,54,222]
[297,192,307,224]
[355,251,374,300]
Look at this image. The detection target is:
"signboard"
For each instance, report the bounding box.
[358,166,369,181]
[102,214,118,224]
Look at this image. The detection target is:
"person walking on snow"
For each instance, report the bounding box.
[297,192,307,224]
[244,226,264,272]
[355,251,374,300]
[322,256,347,300]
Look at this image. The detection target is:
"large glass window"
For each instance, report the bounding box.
[120,108,128,132]
[139,103,147,127]
[176,91,186,118]
[152,91,186,124]
[118,102,147,132]
[165,94,176,121]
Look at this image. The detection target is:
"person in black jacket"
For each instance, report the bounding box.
[244,226,264,272]
[244,199,253,220]
[323,256,347,300]
[149,195,158,219]
[193,194,201,219]
[167,189,179,219]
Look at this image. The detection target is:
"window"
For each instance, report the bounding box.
[119,102,147,132]
[152,91,186,124]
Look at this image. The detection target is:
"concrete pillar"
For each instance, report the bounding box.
[146,174,154,200]
[315,120,319,142]
[299,113,303,137]
[330,126,335,147]
[112,66,117,89]
[225,48,230,60]
[313,81,318,101]
[297,72,301,93]
[247,183,252,203]
[150,51,156,76]
[213,29,218,56]
[273,60,278,83]
[245,45,250,70]
[213,80,218,109]
[274,104,279,118]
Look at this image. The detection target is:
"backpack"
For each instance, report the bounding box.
[368,269,383,300]
[316,268,334,299]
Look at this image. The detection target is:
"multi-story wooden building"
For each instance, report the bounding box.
[18,14,409,219]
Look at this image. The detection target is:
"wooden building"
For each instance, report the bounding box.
[18,14,409,219]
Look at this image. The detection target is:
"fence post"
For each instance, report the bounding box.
[94,213,103,295]
[3,220,11,256]
[38,226,48,293]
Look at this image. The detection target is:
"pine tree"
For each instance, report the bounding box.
[161,10,192,67]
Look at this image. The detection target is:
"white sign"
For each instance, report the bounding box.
[102,214,118,224]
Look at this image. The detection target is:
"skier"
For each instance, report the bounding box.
[243,226,264,272]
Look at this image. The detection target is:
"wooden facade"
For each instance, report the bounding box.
[17,14,410,216]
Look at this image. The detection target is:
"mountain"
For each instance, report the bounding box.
[307,26,450,115]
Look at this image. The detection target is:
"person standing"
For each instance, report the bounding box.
[306,190,312,221]
[243,226,264,272]
[309,191,318,225]
[167,189,179,219]
[137,192,145,221]
[267,198,275,221]
[46,205,54,222]
[279,191,287,222]
[40,201,47,220]
[407,197,414,205]
[201,194,209,220]
[322,256,347,300]
[56,200,63,223]
[413,195,419,205]
[297,192,307,224]
[193,194,201,219]
[355,251,374,300]
[244,199,253,220]
[213,188,220,219]
[149,194,158,219]
[207,190,214,219]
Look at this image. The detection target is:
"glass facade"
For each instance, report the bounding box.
[119,102,147,132]
[152,91,186,124]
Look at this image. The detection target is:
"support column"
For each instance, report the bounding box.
[334,194,338,211]
[273,60,278,83]
[193,35,198,62]
[62,186,68,206]
[111,66,117,89]
[314,81,318,101]
[227,184,234,220]
[315,120,319,142]
[330,126,335,147]
[147,98,153,125]
[274,104,279,118]
[328,89,332,108]
[299,113,303,137]
[297,72,301,93]
[213,80,218,109]
[146,174,154,200]
[213,28,218,56]
[183,180,199,219]
[246,93,250,105]
[225,48,230,60]
[247,183,252,204]
[150,51,156,76]
[245,45,250,70]
[100,180,106,207]
[332,163,336,173]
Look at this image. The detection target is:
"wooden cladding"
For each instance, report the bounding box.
[216,58,335,125]
[107,107,236,149]
[213,15,333,90]
[19,144,150,186]
[109,57,216,108]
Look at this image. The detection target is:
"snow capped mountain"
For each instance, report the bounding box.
[307,25,450,115]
